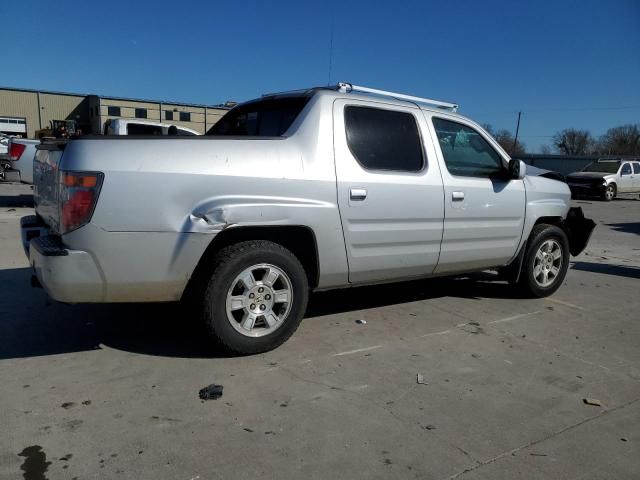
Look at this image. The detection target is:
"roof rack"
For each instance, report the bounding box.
[337,82,458,112]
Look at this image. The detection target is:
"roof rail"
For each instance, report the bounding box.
[337,82,458,112]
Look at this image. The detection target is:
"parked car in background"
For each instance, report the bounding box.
[7,138,37,184]
[104,119,199,136]
[0,135,11,180]
[566,158,640,201]
[0,134,10,156]
[22,83,595,354]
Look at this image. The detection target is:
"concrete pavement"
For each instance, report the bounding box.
[1,182,638,479]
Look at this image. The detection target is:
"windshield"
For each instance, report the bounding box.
[582,161,620,173]
[206,97,310,137]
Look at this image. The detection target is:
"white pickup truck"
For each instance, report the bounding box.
[103,119,200,136]
[7,137,38,184]
[22,83,595,354]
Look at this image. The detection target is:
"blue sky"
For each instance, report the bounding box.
[2,0,639,151]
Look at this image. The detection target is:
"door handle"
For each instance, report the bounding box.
[452,191,465,201]
[350,188,367,201]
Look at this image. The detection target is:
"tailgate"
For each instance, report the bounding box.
[34,139,69,233]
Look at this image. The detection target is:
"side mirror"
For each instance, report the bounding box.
[508,158,526,180]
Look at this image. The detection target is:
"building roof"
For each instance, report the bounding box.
[0,85,231,110]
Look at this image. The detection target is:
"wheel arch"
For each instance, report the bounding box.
[505,207,595,282]
[184,225,320,301]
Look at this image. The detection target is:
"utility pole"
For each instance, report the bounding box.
[512,111,522,155]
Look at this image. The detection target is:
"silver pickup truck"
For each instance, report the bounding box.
[21,83,595,354]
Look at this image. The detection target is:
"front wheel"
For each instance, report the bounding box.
[518,224,570,297]
[602,183,616,201]
[200,240,309,354]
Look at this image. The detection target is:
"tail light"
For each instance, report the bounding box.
[59,171,104,234]
[9,142,26,161]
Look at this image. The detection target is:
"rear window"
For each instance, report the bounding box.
[127,123,163,135]
[206,97,309,137]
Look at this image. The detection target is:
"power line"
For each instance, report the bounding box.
[523,105,640,113]
[469,105,640,115]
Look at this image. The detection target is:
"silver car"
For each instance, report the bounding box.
[22,83,595,353]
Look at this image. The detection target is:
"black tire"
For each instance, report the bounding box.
[200,240,309,354]
[518,224,570,298]
[602,183,616,201]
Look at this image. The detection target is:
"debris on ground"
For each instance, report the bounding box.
[459,322,484,335]
[423,424,436,430]
[529,453,547,457]
[355,319,367,325]
[583,398,602,407]
[199,384,223,400]
[620,437,628,442]
[416,374,428,385]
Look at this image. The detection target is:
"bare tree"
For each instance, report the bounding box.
[539,144,552,154]
[552,129,594,155]
[482,124,526,155]
[597,124,640,156]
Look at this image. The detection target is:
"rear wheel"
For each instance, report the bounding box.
[518,224,570,297]
[200,240,308,354]
[602,183,616,201]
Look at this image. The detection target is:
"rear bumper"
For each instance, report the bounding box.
[21,217,104,303]
[21,216,214,303]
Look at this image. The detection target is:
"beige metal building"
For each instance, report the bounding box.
[0,86,231,138]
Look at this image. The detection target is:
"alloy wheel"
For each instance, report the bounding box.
[225,263,293,337]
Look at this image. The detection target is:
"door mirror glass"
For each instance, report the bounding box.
[509,158,526,180]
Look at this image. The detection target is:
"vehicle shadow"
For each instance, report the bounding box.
[606,222,640,235]
[306,272,519,318]
[571,261,640,280]
[0,267,520,361]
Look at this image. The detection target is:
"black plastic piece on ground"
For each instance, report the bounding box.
[199,384,223,400]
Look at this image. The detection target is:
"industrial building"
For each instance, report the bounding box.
[0,86,231,138]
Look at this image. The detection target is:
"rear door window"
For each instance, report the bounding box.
[632,163,640,174]
[432,118,504,177]
[344,106,424,172]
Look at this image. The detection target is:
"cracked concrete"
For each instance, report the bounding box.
[1,183,639,479]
